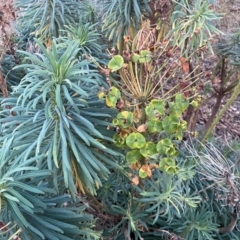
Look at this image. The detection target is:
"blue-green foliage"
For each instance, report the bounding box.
[0,39,121,239]
[0,139,100,239]
[1,1,240,240]
[0,39,121,196]
[102,0,152,45]
[95,141,240,240]
[15,0,83,42]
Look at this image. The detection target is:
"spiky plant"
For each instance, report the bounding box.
[0,138,100,240]
[102,0,152,52]
[2,1,240,240]
[59,19,108,66]
[177,140,240,239]
[187,140,240,207]
[15,0,82,44]
[90,138,240,239]
[94,157,202,239]
[171,0,223,57]
[0,39,122,196]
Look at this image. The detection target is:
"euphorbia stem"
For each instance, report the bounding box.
[205,58,226,130]
[205,93,223,131]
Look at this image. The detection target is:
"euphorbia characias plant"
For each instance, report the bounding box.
[105,87,190,180]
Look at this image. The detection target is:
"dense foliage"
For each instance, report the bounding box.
[0,0,240,239]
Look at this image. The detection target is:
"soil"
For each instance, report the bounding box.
[194,0,240,141]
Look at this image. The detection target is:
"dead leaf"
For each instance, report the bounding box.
[204,70,212,77]
[179,80,191,98]
[141,165,152,177]
[149,43,155,52]
[162,39,169,45]
[166,46,174,57]
[180,57,190,73]
[131,175,139,185]
[129,162,141,170]
[46,39,52,48]
[119,129,129,138]
[137,124,147,133]
[98,68,111,77]
[133,108,142,123]
[179,80,190,90]
[124,35,131,43]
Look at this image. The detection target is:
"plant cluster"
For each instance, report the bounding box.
[0,0,240,239]
[107,87,190,177]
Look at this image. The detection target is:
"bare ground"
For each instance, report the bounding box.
[195,0,240,140]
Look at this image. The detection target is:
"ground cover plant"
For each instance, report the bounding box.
[0,0,240,239]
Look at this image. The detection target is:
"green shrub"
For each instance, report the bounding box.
[1,1,240,239]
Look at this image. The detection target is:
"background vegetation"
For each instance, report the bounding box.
[0,0,240,239]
